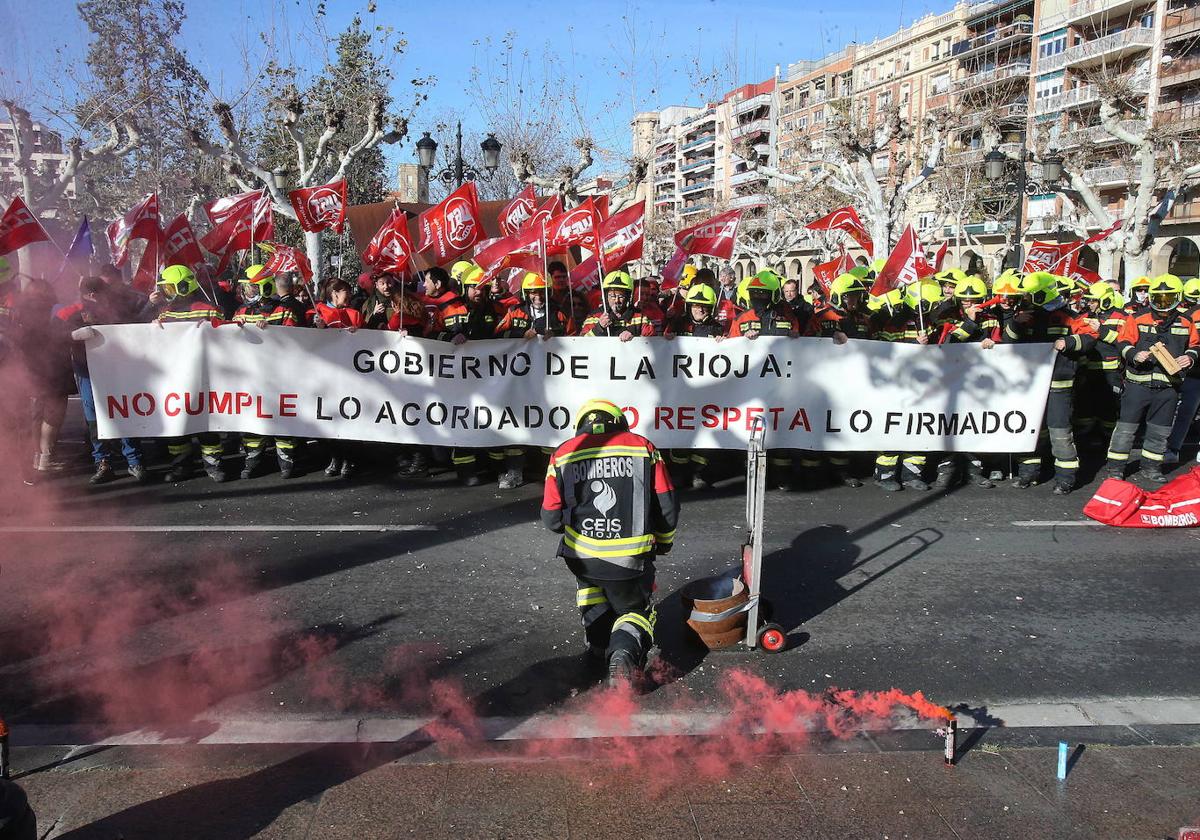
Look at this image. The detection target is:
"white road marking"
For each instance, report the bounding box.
[12,696,1200,747]
[1010,521,1100,527]
[0,525,437,533]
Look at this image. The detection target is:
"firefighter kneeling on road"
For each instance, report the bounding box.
[541,399,679,688]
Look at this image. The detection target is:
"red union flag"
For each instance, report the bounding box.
[131,230,163,292]
[162,214,204,268]
[419,181,483,263]
[522,195,561,233]
[544,198,600,253]
[1085,217,1122,244]
[812,252,855,294]
[474,223,544,279]
[806,206,874,257]
[1022,241,1073,273]
[594,194,610,220]
[870,225,922,296]
[260,240,314,282]
[498,185,537,237]
[675,209,742,259]
[932,240,949,271]
[661,247,690,288]
[288,180,348,233]
[0,196,50,255]
[200,190,274,271]
[362,208,415,274]
[1062,250,1101,286]
[106,193,159,267]
[597,201,644,270]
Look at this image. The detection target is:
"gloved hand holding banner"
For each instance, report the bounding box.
[84,325,1055,451]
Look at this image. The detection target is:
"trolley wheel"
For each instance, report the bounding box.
[757,623,787,653]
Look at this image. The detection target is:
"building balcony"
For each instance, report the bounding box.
[680,133,716,151]
[1165,4,1200,42]
[654,152,674,163]
[730,170,768,187]
[1056,119,1143,148]
[1082,164,1128,186]
[1034,84,1098,115]
[952,20,1034,60]
[733,92,773,116]
[1037,27,1155,75]
[1157,101,1200,129]
[680,156,716,173]
[952,61,1032,93]
[730,118,771,139]
[1161,55,1200,88]
[729,193,769,210]
[653,196,678,207]
[947,141,1023,165]
[681,202,713,215]
[679,179,715,195]
[680,110,716,128]
[1166,194,1200,223]
[654,172,676,185]
[1040,0,1154,30]
[959,100,1029,127]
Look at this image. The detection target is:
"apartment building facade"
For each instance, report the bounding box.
[0,119,77,212]
[630,0,1200,285]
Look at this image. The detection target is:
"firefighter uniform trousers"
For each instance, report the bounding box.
[1019,380,1079,486]
[1107,382,1180,470]
[167,434,223,472]
[242,434,295,475]
[574,571,657,662]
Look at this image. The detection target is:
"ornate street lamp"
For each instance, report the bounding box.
[983,143,1064,268]
[416,122,503,188]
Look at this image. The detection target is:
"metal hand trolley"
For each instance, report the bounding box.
[741,416,788,652]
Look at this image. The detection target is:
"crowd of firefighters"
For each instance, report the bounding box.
[2,250,1198,496]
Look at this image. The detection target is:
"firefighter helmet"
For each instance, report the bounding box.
[575,398,629,436]
[521,271,549,295]
[745,269,783,303]
[904,281,943,313]
[684,283,717,308]
[1183,277,1200,303]
[1055,274,1078,298]
[1148,273,1183,312]
[460,265,486,287]
[679,264,698,288]
[877,287,905,315]
[952,275,988,301]
[158,264,198,299]
[1020,271,1062,308]
[602,270,634,291]
[1082,280,1118,311]
[1129,275,1152,291]
[869,258,887,277]
[829,272,869,310]
[848,265,871,281]
[241,264,276,301]
[450,260,478,284]
[992,269,1023,297]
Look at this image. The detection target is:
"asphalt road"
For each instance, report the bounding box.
[2,437,1199,731]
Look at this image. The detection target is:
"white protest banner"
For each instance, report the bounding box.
[86,325,1055,452]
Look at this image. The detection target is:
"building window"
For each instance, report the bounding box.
[1035,73,1064,100]
[932,72,950,94]
[917,211,938,230]
[1038,33,1066,59]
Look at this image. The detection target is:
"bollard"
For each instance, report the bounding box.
[943,715,957,767]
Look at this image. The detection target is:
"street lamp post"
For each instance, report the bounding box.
[983,144,1064,269]
[415,121,502,189]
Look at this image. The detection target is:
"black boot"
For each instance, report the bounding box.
[1137,466,1168,486]
[874,463,901,492]
[89,460,115,485]
[1102,460,1126,480]
[606,650,639,689]
[398,450,430,478]
[932,460,956,491]
[240,449,263,480]
[203,453,227,483]
[324,457,342,477]
[164,454,193,483]
[277,448,296,480]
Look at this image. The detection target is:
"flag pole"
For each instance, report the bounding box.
[541,216,550,337]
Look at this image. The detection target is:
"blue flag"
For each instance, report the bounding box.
[57,217,94,278]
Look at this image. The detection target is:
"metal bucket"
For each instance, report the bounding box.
[681,573,749,650]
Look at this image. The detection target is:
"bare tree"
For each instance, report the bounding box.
[738,102,951,252]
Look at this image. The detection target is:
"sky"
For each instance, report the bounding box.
[0,0,961,173]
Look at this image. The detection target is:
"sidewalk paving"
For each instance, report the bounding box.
[9,735,1200,839]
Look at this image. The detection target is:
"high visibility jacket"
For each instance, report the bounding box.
[542,430,679,580]
[669,315,724,337]
[314,303,365,329]
[728,304,799,337]
[873,312,939,344]
[1116,307,1200,389]
[812,308,871,340]
[233,297,292,326]
[1086,307,1128,373]
[1003,307,1099,392]
[581,305,657,337]
[159,296,222,323]
[460,300,499,339]
[277,294,311,327]
[496,302,575,337]
[426,290,470,341]
[942,303,1000,343]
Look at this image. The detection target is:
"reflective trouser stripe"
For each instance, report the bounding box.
[1054,459,1080,469]
[488,451,506,461]
[690,454,709,466]
[1142,449,1164,461]
[244,436,264,449]
[903,455,926,466]
[1106,451,1130,460]
[199,444,223,456]
[613,611,655,637]
[875,455,899,467]
[451,454,476,465]
[576,586,607,607]
[276,438,294,451]
[168,443,192,456]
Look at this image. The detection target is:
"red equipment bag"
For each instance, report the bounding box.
[1083,466,1200,528]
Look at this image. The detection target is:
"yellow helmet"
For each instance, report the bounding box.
[1020,271,1062,308]
[829,272,869,310]
[1055,274,1077,297]
[869,258,887,277]
[679,264,698,288]
[684,283,717,308]
[450,260,478,284]
[952,275,988,301]
[904,281,943,313]
[744,269,784,303]
[1129,275,1152,291]
[1148,273,1183,311]
[849,265,871,281]
[992,269,1023,297]
[242,264,275,300]
[877,287,905,315]
[521,271,549,295]
[1183,278,1200,303]
[574,398,629,435]
[1111,290,1127,309]
[158,264,198,299]
[1082,281,1118,310]
[934,267,967,287]
[601,270,634,292]
[460,265,486,287]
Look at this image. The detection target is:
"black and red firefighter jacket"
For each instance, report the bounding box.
[541,430,679,580]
